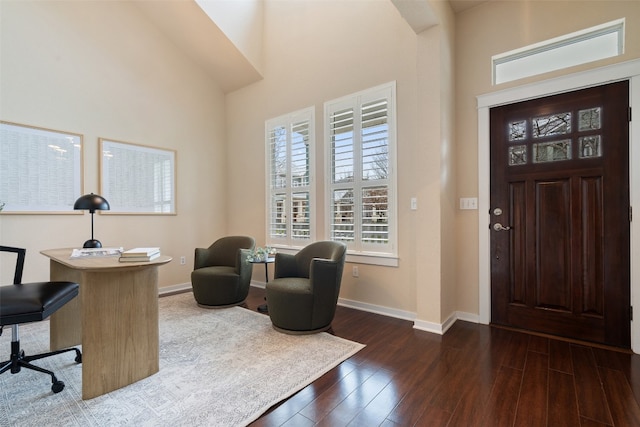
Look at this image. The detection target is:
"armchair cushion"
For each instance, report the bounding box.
[272,252,299,278]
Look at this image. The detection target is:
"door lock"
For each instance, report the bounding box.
[493,223,512,232]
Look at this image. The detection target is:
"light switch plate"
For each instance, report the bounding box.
[459,197,478,210]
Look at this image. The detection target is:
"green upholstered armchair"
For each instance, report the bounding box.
[266,241,347,334]
[191,236,255,308]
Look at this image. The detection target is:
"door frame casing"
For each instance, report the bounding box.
[477,59,640,353]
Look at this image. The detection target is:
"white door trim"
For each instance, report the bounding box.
[477,58,640,353]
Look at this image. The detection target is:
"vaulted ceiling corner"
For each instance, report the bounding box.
[133,0,262,93]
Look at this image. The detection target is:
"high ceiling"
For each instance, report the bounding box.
[448,0,490,14]
[133,0,490,93]
[132,0,262,94]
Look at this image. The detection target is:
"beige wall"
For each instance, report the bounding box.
[3,0,637,331]
[435,0,457,323]
[413,0,457,325]
[226,0,456,324]
[0,0,227,286]
[225,0,459,327]
[454,0,640,316]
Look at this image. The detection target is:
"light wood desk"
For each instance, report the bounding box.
[41,248,171,400]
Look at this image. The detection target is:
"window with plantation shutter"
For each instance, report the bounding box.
[266,107,314,247]
[325,82,397,258]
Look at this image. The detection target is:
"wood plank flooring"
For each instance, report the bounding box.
[241,286,640,426]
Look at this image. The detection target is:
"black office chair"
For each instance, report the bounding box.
[0,246,82,393]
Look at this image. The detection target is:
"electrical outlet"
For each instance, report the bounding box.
[180,256,186,265]
[352,265,359,277]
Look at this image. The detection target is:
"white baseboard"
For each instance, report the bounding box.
[337,297,416,322]
[159,282,192,296]
[413,310,481,335]
[456,311,480,324]
[168,282,480,336]
[413,318,446,335]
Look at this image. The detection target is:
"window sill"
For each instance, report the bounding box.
[346,252,398,267]
[270,245,398,267]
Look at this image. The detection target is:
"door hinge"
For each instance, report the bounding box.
[629,106,632,122]
[631,206,633,222]
[631,306,633,321]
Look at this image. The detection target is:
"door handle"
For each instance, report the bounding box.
[493,223,512,232]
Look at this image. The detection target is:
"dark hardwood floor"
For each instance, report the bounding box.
[241,286,640,426]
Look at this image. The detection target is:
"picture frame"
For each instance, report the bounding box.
[0,121,83,214]
[99,138,176,215]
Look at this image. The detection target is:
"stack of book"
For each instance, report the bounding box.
[119,247,161,262]
[70,247,123,258]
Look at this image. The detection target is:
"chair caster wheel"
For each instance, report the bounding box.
[52,381,65,393]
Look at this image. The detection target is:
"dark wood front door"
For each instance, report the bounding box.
[490,81,630,348]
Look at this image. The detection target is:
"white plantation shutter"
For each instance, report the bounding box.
[291,120,310,187]
[330,108,355,184]
[331,188,354,243]
[361,99,389,181]
[266,107,314,246]
[326,82,396,256]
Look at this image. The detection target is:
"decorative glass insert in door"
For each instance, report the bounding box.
[505,107,606,166]
[579,135,602,158]
[532,112,571,138]
[533,140,572,163]
[508,145,527,165]
[509,120,527,141]
[578,107,603,159]
[578,107,601,131]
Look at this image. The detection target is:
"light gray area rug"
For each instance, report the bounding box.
[0,292,364,426]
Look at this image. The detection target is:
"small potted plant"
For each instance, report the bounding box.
[246,246,276,263]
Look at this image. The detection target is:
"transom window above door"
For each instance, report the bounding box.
[493,19,624,85]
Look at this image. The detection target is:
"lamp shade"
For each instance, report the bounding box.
[74,193,110,213]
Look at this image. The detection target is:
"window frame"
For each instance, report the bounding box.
[492,19,625,85]
[265,106,315,248]
[324,81,398,264]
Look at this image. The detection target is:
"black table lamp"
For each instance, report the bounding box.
[74,193,110,248]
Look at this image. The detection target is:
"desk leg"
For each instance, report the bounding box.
[81,266,159,400]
